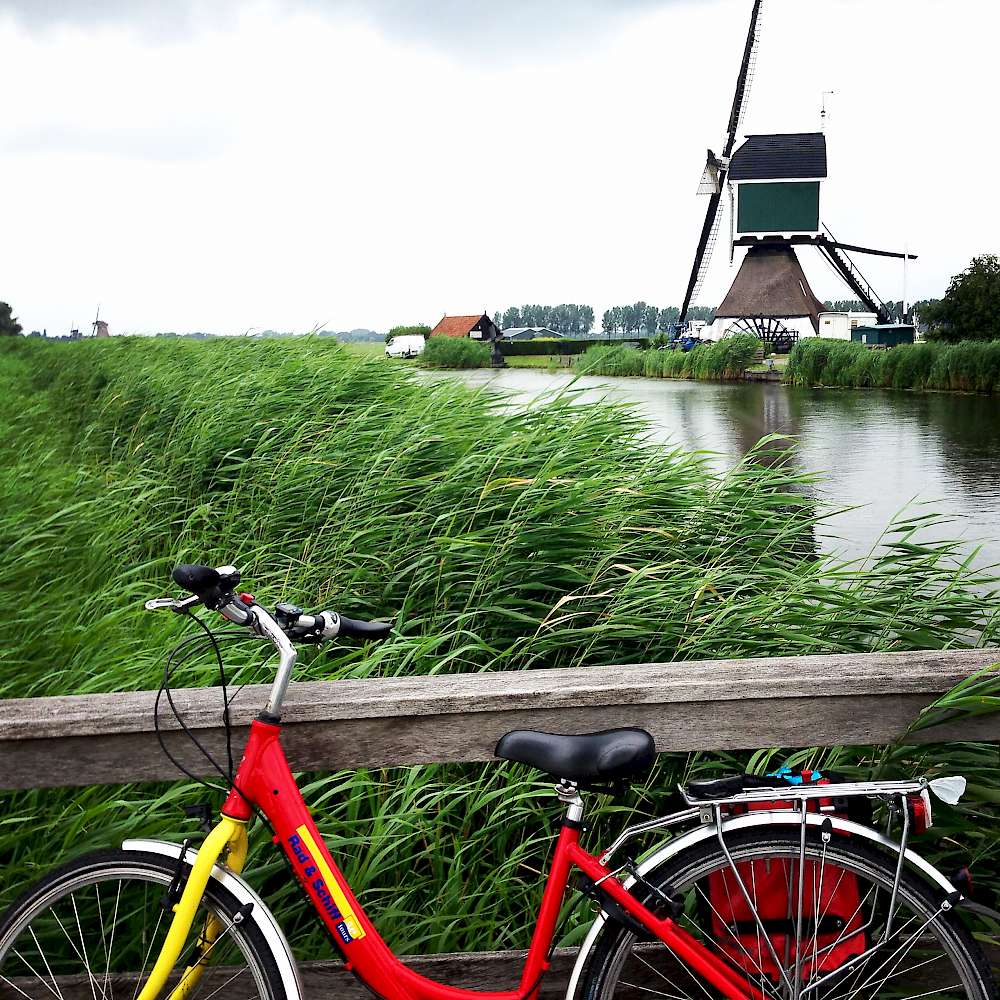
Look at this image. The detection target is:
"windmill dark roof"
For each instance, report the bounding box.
[715,243,826,331]
[729,133,827,181]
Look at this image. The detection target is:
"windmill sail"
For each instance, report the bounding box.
[679,0,764,324]
[697,150,723,195]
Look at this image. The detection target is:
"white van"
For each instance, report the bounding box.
[385,335,425,359]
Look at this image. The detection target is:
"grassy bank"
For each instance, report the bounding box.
[786,338,1000,393]
[574,335,761,381]
[505,355,568,369]
[2,336,999,958]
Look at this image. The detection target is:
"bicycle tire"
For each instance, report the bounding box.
[577,829,995,1000]
[0,848,289,1000]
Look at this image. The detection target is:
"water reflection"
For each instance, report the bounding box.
[429,368,1000,564]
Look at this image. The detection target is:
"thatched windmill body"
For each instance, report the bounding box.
[677,0,916,347]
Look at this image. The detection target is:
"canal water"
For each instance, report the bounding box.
[434,368,1000,566]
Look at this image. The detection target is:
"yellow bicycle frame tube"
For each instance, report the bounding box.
[136,816,248,1000]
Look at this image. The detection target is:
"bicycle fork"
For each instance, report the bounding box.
[136,815,249,1000]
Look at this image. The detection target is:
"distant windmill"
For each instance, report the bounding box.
[92,304,110,338]
[678,0,917,347]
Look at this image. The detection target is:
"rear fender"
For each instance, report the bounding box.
[123,838,303,1000]
[565,809,960,1000]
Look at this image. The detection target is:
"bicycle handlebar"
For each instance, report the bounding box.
[146,563,393,718]
[152,564,391,646]
[274,604,392,643]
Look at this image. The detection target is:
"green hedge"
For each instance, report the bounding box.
[498,338,648,357]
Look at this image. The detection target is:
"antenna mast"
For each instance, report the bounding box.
[821,91,835,132]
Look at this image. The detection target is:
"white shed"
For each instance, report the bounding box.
[817,311,878,340]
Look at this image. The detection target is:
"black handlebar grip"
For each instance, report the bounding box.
[337,616,392,642]
[171,563,241,610]
[172,564,221,595]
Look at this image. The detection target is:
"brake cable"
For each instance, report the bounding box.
[154,618,260,794]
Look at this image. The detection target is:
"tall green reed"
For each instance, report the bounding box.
[575,336,760,381]
[786,338,1000,393]
[419,336,491,368]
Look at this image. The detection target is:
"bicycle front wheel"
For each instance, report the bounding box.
[0,849,288,1000]
[578,829,995,1000]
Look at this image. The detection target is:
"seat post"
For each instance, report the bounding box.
[554,778,584,825]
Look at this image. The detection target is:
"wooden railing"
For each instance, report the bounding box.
[3,647,999,996]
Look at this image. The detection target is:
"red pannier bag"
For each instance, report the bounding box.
[705,770,869,983]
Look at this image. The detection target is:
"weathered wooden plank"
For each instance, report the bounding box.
[5,649,996,740]
[1,649,997,790]
[0,950,574,1000]
[13,944,1000,999]
[298,949,579,997]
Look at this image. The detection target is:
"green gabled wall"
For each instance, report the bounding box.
[737,181,820,233]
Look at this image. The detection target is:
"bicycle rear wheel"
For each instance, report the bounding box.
[577,829,995,1000]
[0,849,287,1000]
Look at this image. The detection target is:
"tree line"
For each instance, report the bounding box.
[490,304,723,338]
[600,303,716,336]
[493,304,595,335]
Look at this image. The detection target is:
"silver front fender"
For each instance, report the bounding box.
[123,838,303,1000]
[565,810,959,1000]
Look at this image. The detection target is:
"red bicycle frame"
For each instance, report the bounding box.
[221,719,764,1000]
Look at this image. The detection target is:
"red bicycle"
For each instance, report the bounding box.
[0,564,994,1000]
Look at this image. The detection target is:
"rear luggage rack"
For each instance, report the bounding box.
[599,778,929,867]
[681,777,928,807]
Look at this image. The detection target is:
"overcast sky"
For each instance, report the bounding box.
[1,0,995,336]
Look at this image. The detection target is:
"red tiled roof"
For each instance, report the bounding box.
[430,314,483,338]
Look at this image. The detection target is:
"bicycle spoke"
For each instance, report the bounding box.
[626,948,698,1000]
[170,911,244,999]
[714,832,795,996]
[618,979,688,1000]
[844,920,947,1000]
[93,883,109,998]
[192,965,252,1000]
[875,984,965,1000]
[812,876,875,964]
[858,950,948,1000]
[748,853,777,1000]
[11,948,63,1000]
[811,850,822,993]
[70,892,107,1000]
[690,883,778,995]
[844,914,924,994]
[27,926,65,1000]
[46,905,111,1000]
[131,885,165,1000]
[0,971,35,999]
[101,880,123,1000]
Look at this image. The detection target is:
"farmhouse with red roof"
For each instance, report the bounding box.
[429,312,500,341]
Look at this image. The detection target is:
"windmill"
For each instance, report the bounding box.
[91,304,110,338]
[677,0,917,348]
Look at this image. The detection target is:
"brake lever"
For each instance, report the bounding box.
[287,630,323,644]
[144,595,202,614]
